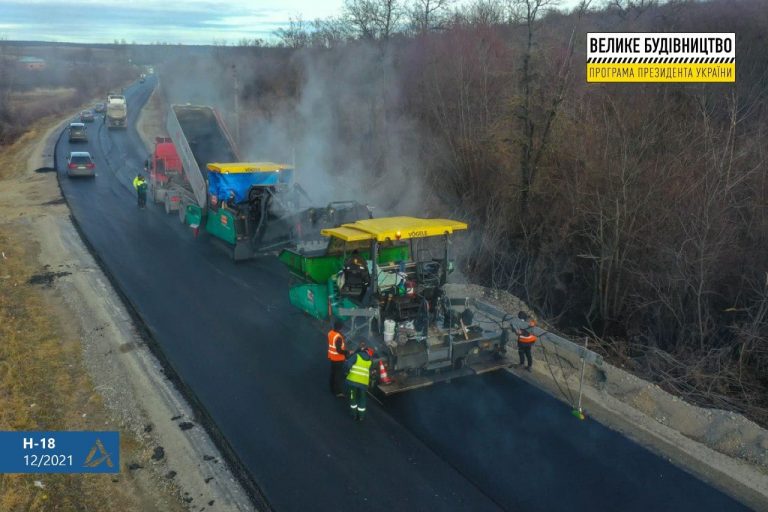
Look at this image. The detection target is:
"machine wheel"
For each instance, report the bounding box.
[178,202,186,224]
[164,195,172,215]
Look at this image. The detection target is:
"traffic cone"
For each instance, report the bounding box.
[378,360,393,385]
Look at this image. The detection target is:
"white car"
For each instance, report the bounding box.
[66,151,96,178]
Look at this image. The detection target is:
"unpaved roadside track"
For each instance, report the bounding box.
[0,110,255,511]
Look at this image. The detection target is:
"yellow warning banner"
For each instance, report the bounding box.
[587,63,735,83]
[586,33,736,84]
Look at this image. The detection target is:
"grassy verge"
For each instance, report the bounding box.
[0,228,133,510]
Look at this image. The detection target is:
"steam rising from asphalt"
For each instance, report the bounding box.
[239,44,428,216]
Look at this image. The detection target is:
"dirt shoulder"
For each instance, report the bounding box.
[453,284,768,510]
[0,108,254,509]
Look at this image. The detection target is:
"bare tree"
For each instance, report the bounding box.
[310,17,354,47]
[408,0,454,33]
[380,0,404,38]
[514,0,591,216]
[275,16,310,48]
[345,0,379,39]
[345,0,405,40]
[464,0,509,25]
[237,38,266,47]
[606,0,658,19]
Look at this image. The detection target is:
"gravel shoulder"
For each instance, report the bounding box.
[0,105,255,511]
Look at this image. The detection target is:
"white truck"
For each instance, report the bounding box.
[106,94,127,129]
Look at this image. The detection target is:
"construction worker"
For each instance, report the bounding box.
[518,310,537,329]
[345,342,374,421]
[133,174,148,208]
[516,327,537,371]
[342,249,370,300]
[225,190,237,210]
[327,320,347,397]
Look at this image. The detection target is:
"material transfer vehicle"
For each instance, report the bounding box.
[186,163,371,260]
[166,104,370,260]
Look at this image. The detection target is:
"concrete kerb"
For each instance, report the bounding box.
[452,283,768,510]
[48,112,268,511]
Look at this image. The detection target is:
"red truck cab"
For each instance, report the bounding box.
[147,137,185,212]
[148,137,182,183]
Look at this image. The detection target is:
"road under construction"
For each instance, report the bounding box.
[53,75,751,511]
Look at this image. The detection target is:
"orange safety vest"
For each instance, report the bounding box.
[327,330,346,361]
[518,333,537,344]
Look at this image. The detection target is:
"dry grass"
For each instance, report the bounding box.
[7,88,78,110]
[0,227,145,510]
[0,120,52,180]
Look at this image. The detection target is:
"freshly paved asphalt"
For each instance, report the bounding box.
[55,76,749,512]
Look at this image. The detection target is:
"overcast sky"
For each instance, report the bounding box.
[0,0,585,45]
[0,0,347,44]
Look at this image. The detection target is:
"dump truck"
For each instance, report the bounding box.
[164,104,239,224]
[279,216,513,394]
[106,94,127,128]
[145,137,184,212]
[167,104,371,260]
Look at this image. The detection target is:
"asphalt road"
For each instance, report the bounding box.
[55,77,749,512]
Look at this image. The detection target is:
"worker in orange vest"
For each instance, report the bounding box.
[516,326,537,372]
[328,319,348,397]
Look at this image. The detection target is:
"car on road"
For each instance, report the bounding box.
[80,110,95,123]
[66,151,95,178]
[94,102,106,114]
[68,122,88,143]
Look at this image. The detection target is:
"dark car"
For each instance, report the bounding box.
[93,103,106,114]
[80,110,95,123]
[68,122,88,143]
[66,151,95,178]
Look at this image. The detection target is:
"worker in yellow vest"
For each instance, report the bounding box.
[133,174,147,208]
[345,342,374,421]
[327,320,348,397]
